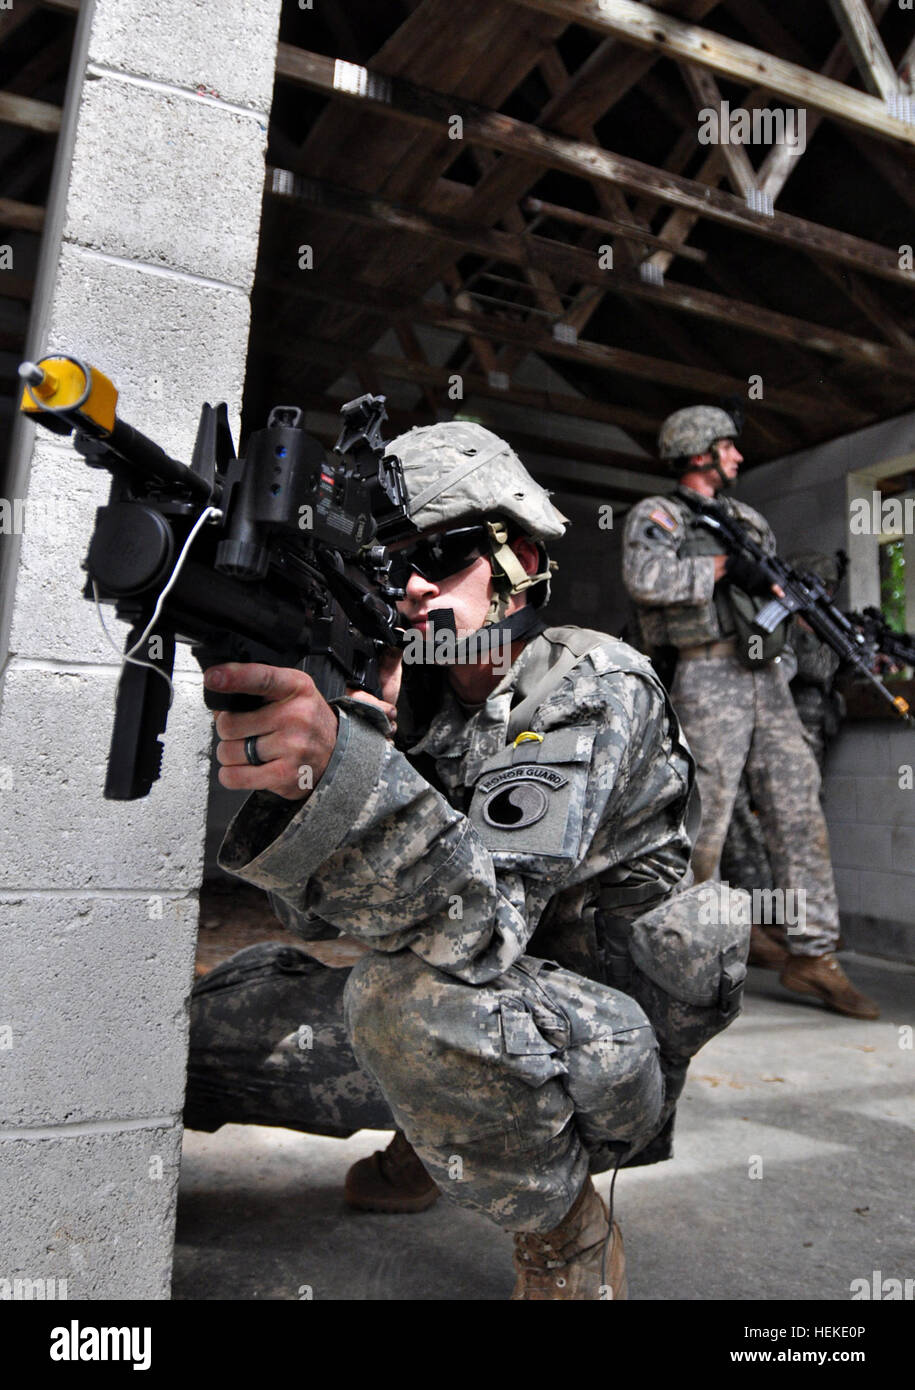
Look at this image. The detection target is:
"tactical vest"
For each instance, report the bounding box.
[635,491,783,666]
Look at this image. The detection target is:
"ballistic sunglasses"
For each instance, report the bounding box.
[388,525,491,588]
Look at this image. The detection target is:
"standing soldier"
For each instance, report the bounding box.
[186,421,749,1299]
[622,406,878,1020]
[720,551,846,963]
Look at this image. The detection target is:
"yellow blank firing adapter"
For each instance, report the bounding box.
[18,355,118,434]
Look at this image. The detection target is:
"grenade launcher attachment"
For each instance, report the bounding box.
[18,354,416,800]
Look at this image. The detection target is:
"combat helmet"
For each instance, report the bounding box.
[658,405,742,483]
[389,421,568,642]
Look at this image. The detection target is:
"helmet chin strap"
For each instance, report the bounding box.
[423,604,545,665]
[693,442,732,490]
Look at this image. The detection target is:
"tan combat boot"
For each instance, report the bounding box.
[511,1177,626,1300]
[748,924,789,970]
[343,1129,440,1213]
[780,953,880,1020]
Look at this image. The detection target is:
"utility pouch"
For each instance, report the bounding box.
[729,585,788,669]
[596,881,750,1062]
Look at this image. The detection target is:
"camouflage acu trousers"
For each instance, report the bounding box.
[185,943,668,1234]
[184,943,393,1137]
[671,655,838,954]
[344,950,665,1233]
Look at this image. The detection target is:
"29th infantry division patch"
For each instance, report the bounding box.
[468,725,597,860]
[478,765,569,830]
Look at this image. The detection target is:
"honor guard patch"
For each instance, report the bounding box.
[469,725,597,860]
[478,764,569,831]
[649,508,678,532]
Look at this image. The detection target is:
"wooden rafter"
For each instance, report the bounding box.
[274,47,915,287]
[260,263,849,421]
[509,0,915,147]
[827,0,902,100]
[677,63,758,198]
[285,336,665,436]
[643,0,892,273]
[0,91,61,135]
[266,172,915,383]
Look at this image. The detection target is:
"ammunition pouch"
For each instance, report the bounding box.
[729,585,788,670]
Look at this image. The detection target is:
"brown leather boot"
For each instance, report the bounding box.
[748,924,789,970]
[511,1177,626,1300]
[780,953,880,1020]
[343,1130,440,1213]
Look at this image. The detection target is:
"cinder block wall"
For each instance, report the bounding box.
[0,0,282,1298]
[736,409,915,963]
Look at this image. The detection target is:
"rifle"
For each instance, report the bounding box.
[678,491,912,724]
[846,606,915,673]
[18,354,416,800]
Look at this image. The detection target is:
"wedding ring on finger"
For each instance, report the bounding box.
[244,735,267,767]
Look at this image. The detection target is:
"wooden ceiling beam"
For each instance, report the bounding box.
[728,0,915,216]
[287,337,665,436]
[523,196,708,263]
[298,390,667,479]
[509,0,915,147]
[827,0,902,100]
[677,63,758,198]
[272,50,915,288]
[644,0,892,274]
[275,277,824,419]
[264,175,915,381]
[262,265,859,422]
[0,91,61,135]
[0,197,45,232]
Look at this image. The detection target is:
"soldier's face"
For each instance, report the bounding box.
[398,552,498,639]
[391,528,538,639]
[712,438,743,481]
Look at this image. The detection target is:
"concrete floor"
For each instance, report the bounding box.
[172,951,914,1301]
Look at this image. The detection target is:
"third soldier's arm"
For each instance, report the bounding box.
[622,499,718,607]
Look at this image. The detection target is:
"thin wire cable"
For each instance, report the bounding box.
[93,505,223,703]
[600,1146,625,1296]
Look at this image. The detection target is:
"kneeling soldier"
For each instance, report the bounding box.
[186,422,747,1298]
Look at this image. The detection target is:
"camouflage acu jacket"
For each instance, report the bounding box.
[623,486,775,650]
[218,626,695,986]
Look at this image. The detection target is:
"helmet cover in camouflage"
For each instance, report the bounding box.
[657,406,740,466]
[389,421,568,541]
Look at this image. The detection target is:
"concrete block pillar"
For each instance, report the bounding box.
[0,0,282,1298]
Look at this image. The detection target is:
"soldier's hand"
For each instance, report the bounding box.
[206,663,339,801]
[713,554,729,581]
[346,647,403,738]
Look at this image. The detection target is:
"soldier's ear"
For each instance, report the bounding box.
[509,536,540,575]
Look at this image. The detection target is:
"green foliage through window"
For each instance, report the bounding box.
[879,538,906,634]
